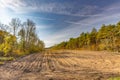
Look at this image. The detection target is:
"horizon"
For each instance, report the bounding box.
[1,0,120,47]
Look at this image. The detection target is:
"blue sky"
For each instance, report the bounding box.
[0,0,120,47]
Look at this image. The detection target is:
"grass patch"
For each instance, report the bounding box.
[108,77,120,80]
[0,62,4,65]
[0,57,15,61]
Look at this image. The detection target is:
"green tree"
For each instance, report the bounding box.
[89,28,97,50]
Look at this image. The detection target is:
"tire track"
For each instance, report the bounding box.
[0,51,119,80]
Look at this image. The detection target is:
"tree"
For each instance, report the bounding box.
[0,32,16,56]
[0,18,44,57]
[18,19,45,53]
[18,26,26,52]
[52,22,120,51]
[9,18,21,36]
[89,27,97,50]
[23,19,36,49]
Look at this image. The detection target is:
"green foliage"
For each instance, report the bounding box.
[0,18,45,57]
[0,57,14,65]
[108,77,120,80]
[0,57,14,61]
[52,22,120,52]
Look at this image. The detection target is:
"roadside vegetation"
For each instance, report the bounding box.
[108,77,120,80]
[52,21,120,52]
[0,18,44,62]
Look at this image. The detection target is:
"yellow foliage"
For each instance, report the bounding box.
[13,49,24,56]
[98,44,106,50]
[0,33,17,56]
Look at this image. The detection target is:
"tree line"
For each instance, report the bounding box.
[0,18,44,57]
[52,21,120,52]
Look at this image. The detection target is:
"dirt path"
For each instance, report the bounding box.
[0,50,120,80]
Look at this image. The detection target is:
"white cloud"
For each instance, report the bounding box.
[42,34,69,47]
[36,24,54,30]
[0,9,12,24]
[1,0,120,47]
[37,2,120,47]
[0,0,23,9]
[25,15,55,21]
[103,2,120,12]
[0,0,100,17]
[44,8,120,47]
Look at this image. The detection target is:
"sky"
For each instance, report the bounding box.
[0,0,120,47]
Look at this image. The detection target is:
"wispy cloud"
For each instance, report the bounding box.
[1,0,120,47]
[44,2,120,47]
[103,2,120,12]
[41,33,69,47]
[0,0,101,17]
[37,1,120,47]
[27,16,55,21]
[0,0,25,10]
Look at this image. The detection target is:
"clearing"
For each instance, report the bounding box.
[0,50,120,80]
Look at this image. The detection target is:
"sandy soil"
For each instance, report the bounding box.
[0,50,120,80]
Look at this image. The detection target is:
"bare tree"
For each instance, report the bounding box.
[9,18,21,36]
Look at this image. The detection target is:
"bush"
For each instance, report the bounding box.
[0,57,15,61]
[108,77,120,80]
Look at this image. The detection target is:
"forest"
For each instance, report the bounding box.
[0,18,44,57]
[52,21,120,52]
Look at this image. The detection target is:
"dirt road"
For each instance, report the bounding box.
[0,50,120,80]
